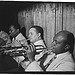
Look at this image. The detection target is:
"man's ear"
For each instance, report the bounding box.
[17,29,19,32]
[38,33,41,37]
[65,44,70,51]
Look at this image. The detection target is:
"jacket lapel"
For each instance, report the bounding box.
[46,52,70,71]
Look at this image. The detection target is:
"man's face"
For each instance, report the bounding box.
[9,25,17,37]
[28,28,40,43]
[51,33,67,55]
[1,34,8,43]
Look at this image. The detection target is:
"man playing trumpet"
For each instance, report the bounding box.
[25,31,75,71]
[9,24,27,65]
[21,26,47,69]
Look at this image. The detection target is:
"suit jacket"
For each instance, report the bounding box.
[25,61,43,71]
[25,51,75,71]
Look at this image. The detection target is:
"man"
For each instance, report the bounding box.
[0,31,11,45]
[25,31,75,71]
[9,24,27,64]
[0,33,18,72]
[21,26,47,70]
[28,26,46,61]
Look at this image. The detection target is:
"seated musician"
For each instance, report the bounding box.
[0,30,11,45]
[0,34,18,72]
[25,31,75,71]
[20,26,47,70]
[28,26,47,61]
[9,24,27,64]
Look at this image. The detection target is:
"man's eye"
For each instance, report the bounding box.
[54,40,59,44]
[30,33,33,35]
[10,30,13,32]
[56,41,60,44]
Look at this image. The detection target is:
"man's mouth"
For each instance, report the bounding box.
[50,47,55,52]
[29,38,31,40]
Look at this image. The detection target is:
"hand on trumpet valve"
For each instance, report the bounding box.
[25,43,36,63]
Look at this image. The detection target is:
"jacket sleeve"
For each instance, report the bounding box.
[25,61,43,71]
[53,62,75,71]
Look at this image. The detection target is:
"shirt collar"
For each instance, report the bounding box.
[34,40,43,45]
[56,51,70,58]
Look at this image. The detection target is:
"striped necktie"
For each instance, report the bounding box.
[44,55,56,70]
[40,54,56,71]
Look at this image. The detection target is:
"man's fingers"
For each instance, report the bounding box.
[25,43,36,55]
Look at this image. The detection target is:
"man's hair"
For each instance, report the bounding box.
[66,31,74,53]
[59,31,75,53]
[30,26,44,39]
[9,23,20,30]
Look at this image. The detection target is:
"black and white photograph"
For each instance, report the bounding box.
[0,0,75,74]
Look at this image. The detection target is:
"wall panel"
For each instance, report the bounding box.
[18,3,75,55]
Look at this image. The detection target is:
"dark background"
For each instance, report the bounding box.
[0,1,35,33]
[0,1,35,72]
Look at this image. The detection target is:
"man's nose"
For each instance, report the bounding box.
[50,42,56,51]
[51,41,56,49]
[28,34,30,39]
[9,31,11,33]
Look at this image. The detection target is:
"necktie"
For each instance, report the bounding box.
[40,54,56,71]
[44,55,56,70]
[40,53,49,71]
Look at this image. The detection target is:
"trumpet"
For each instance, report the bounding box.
[0,44,47,53]
[0,37,53,57]
[3,45,46,57]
